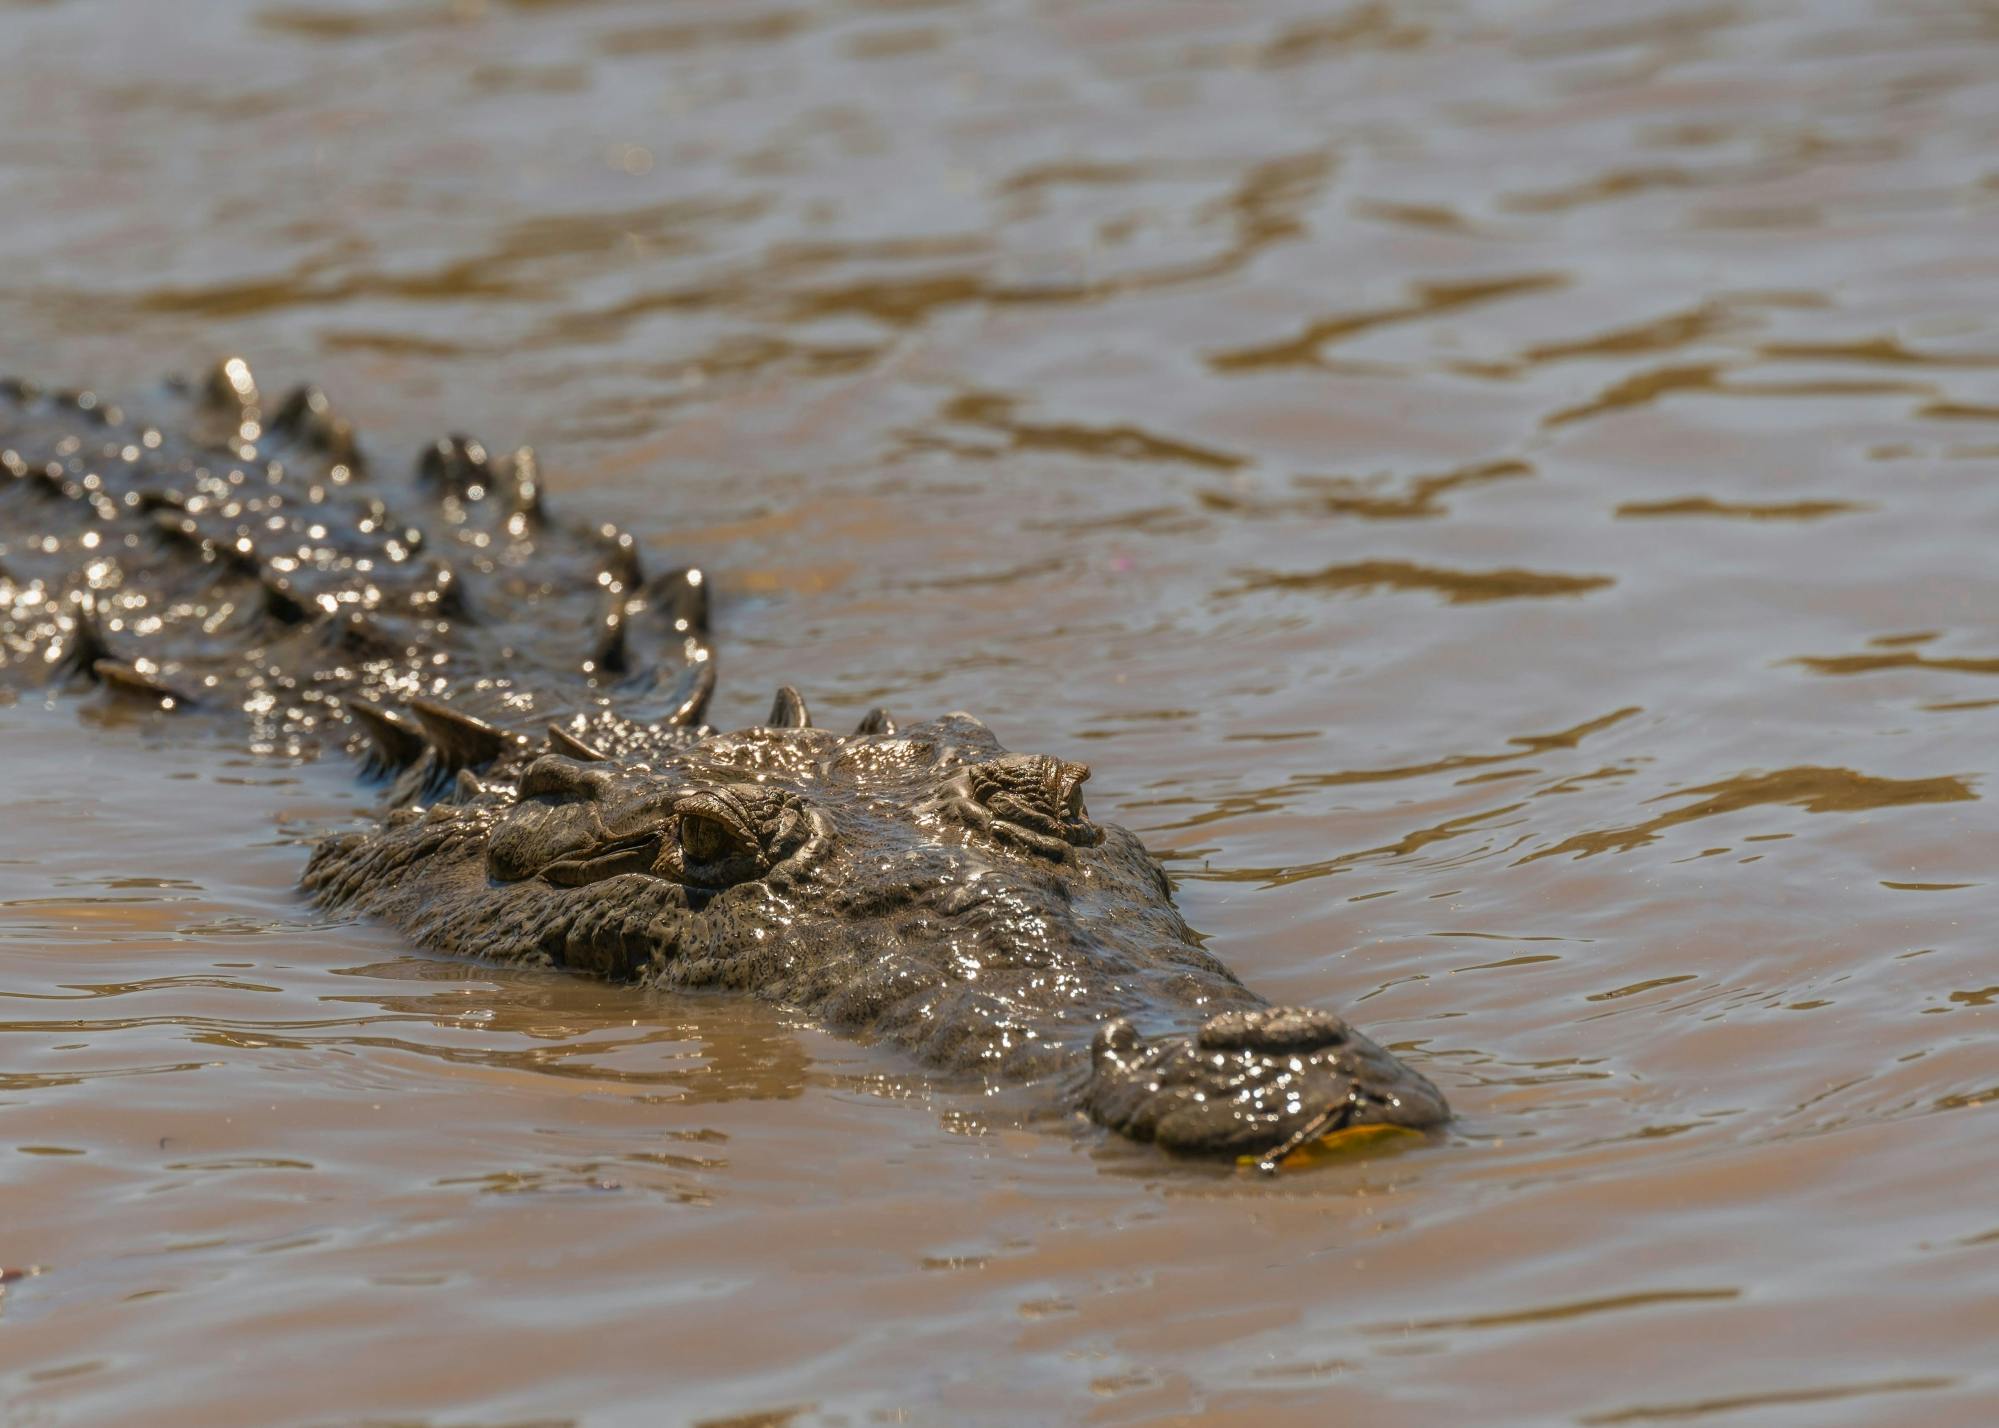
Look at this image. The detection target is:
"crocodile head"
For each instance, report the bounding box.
[305,705,1447,1159]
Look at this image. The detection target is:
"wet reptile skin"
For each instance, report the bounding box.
[0,361,1447,1162]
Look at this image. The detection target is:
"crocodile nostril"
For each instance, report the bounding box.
[1196,1007,1351,1054]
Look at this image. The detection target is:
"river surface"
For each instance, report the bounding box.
[1,0,1996,1423]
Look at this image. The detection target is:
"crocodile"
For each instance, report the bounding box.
[0,361,1448,1164]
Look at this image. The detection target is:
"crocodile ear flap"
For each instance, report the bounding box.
[854,707,896,736]
[346,699,427,777]
[407,696,514,771]
[767,685,811,729]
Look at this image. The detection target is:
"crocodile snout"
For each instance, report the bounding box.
[1084,1004,1448,1161]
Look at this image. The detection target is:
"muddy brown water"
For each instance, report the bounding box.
[2,0,1996,1423]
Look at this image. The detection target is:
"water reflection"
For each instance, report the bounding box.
[1525,766,1977,863]
[1209,274,1567,372]
[320,957,813,1102]
[1230,558,1614,604]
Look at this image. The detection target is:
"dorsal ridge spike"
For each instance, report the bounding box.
[52,591,112,682]
[547,724,609,762]
[270,383,330,437]
[150,512,203,558]
[260,572,309,626]
[586,589,629,677]
[768,685,811,729]
[854,707,897,737]
[508,446,544,525]
[653,566,709,639]
[318,610,399,662]
[94,659,194,708]
[345,699,427,776]
[203,356,259,414]
[407,696,516,772]
[271,383,365,475]
[418,560,471,621]
[668,658,716,727]
[416,434,490,498]
[598,523,643,588]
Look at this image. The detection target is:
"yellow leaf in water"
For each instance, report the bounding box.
[1239,1123,1424,1173]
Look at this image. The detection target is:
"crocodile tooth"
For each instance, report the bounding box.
[854,707,897,737]
[547,724,609,762]
[345,699,427,775]
[407,696,515,771]
[767,684,811,729]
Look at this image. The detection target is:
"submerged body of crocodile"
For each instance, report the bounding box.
[0,362,1447,1163]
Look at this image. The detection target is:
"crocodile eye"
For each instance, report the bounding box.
[671,791,766,883]
[680,811,738,864]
